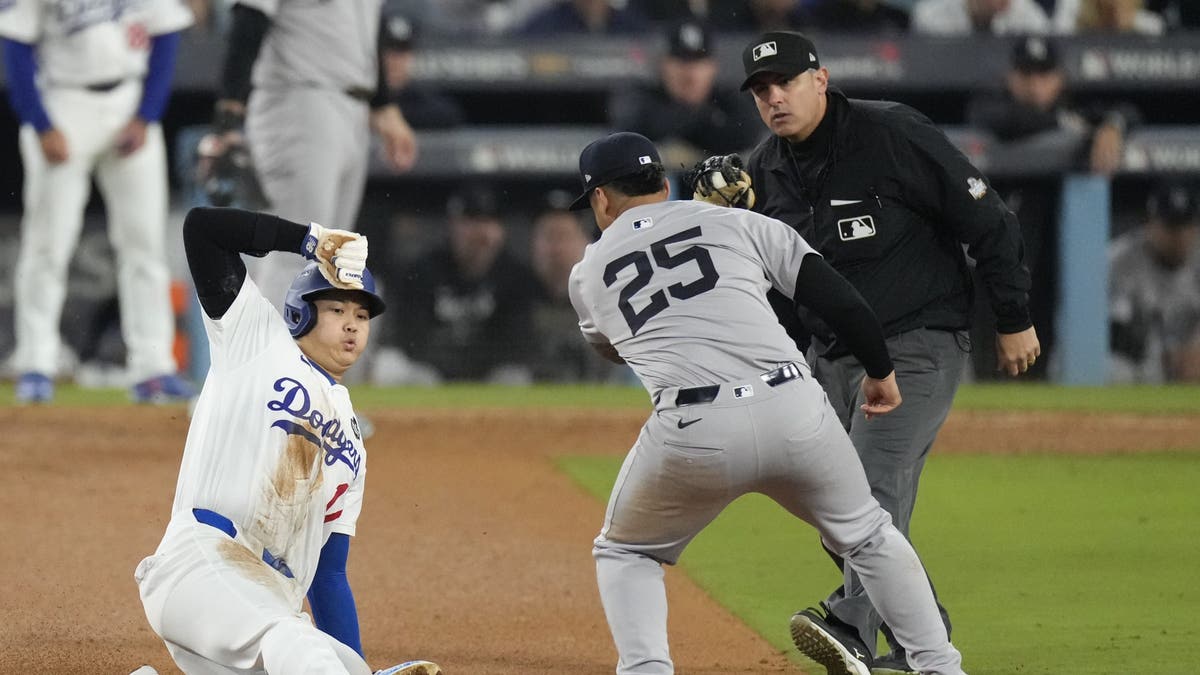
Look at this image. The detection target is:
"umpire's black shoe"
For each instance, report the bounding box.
[871,649,916,675]
[789,607,872,675]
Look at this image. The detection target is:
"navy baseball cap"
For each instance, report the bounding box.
[1147,180,1199,228]
[740,31,821,91]
[1012,36,1059,73]
[667,20,715,61]
[381,12,417,51]
[569,132,662,211]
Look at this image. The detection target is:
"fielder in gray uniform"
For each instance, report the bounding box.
[567,132,967,675]
[204,0,418,307]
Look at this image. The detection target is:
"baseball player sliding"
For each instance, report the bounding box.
[0,0,194,403]
[133,207,439,675]
[568,133,967,675]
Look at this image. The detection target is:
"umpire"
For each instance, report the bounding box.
[734,31,1040,673]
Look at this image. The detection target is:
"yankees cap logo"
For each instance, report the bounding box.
[752,41,777,61]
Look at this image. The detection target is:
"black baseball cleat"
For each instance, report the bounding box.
[871,649,917,675]
[789,606,872,675]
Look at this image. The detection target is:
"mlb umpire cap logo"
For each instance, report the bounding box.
[752,41,777,61]
[838,215,876,241]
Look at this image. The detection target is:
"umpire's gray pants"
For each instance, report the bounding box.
[592,370,963,675]
[809,328,968,656]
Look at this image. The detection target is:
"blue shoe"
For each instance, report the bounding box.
[15,372,54,403]
[131,374,195,404]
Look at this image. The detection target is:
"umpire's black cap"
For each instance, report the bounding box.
[1011,36,1059,73]
[569,132,662,211]
[1147,180,1199,228]
[740,31,821,91]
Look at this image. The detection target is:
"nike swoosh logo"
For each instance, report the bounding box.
[830,199,862,206]
[677,418,703,429]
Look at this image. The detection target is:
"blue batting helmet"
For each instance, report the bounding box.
[283,263,387,338]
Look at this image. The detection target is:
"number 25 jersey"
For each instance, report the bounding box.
[569,199,818,398]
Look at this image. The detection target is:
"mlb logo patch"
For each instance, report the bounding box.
[752,41,777,61]
[632,217,654,230]
[638,155,652,165]
[837,215,876,241]
[733,384,754,399]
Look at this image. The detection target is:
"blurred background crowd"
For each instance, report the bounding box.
[1,0,1199,389]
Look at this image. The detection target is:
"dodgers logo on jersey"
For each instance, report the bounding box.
[55,0,136,36]
[267,377,362,476]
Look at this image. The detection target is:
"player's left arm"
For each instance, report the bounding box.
[117,30,183,155]
[307,533,363,656]
[567,260,625,363]
[368,16,417,172]
[896,111,1040,375]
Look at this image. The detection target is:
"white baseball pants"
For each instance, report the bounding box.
[13,81,176,382]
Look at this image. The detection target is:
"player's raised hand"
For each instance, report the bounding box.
[303,222,367,290]
[860,370,901,420]
[38,128,69,164]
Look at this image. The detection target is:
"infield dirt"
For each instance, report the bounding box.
[3,405,1196,674]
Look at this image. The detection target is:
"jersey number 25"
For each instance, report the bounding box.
[603,227,719,336]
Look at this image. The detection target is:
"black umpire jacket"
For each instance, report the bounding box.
[746,87,1033,357]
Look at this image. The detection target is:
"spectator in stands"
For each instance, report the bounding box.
[793,0,911,33]
[393,183,540,382]
[380,12,466,128]
[966,35,1138,378]
[1148,0,1200,31]
[527,191,621,382]
[608,20,763,157]
[1109,180,1200,382]
[1035,0,1085,33]
[911,0,1051,34]
[708,0,805,32]
[967,36,1136,177]
[1074,0,1165,34]
[519,0,651,35]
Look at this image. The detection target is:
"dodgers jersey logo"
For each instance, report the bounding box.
[267,377,362,477]
[55,0,138,35]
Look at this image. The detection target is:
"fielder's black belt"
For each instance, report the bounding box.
[344,87,375,102]
[84,80,124,92]
[675,362,804,406]
[193,508,295,579]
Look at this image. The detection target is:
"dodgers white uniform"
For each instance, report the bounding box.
[0,0,191,383]
[570,200,963,675]
[135,275,371,674]
[238,0,382,308]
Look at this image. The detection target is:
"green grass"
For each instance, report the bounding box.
[559,453,1200,675]
[5,381,1199,412]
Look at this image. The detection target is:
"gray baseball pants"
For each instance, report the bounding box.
[593,368,964,675]
[810,328,968,656]
[244,87,371,309]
